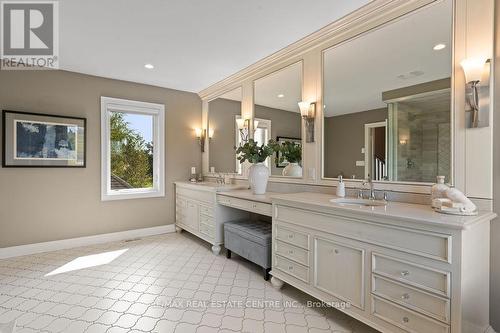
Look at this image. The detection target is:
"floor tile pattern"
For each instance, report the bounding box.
[0,232,379,333]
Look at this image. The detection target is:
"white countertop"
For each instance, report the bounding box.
[217,189,280,204]
[271,192,496,230]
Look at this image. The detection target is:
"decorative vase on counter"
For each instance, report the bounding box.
[282,163,302,177]
[249,162,270,194]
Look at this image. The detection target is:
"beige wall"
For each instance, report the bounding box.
[324,108,388,179]
[0,70,201,247]
[491,0,500,328]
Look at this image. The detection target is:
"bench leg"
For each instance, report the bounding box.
[226,249,231,259]
[263,268,270,281]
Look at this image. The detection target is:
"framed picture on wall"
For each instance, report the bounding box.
[275,136,301,168]
[2,110,86,167]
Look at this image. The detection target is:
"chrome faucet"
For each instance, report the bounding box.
[362,177,376,200]
[216,173,225,185]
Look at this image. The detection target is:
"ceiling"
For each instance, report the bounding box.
[324,0,452,117]
[59,0,371,93]
[254,62,302,112]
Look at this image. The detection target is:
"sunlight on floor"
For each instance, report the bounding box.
[45,248,128,276]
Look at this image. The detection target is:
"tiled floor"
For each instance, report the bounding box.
[0,232,379,333]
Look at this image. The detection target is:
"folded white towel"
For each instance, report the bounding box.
[445,188,477,213]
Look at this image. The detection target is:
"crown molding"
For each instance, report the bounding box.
[198,0,436,100]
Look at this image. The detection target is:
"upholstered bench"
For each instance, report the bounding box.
[224,220,272,280]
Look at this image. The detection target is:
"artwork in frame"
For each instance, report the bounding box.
[275,136,301,168]
[2,110,86,167]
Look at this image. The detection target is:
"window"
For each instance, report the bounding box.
[101,97,165,201]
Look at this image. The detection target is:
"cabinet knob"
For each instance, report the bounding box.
[401,293,410,300]
[334,249,339,254]
[400,270,410,277]
[288,250,294,255]
[288,234,294,239]
[402,317,409,323]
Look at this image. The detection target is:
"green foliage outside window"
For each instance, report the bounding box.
[110,112,153,188]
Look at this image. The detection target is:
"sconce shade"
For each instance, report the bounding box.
[195,128,202,138]
[298,101,311,117]
[236,118,245,130]
[298,101,316,118]
[253,120,259,129]
[461,57,487,83]
[208,128,214,138]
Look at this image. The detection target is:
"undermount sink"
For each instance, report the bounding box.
[330,198,387,207]
[193,182,246,192]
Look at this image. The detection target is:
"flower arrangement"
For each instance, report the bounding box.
[235,139,275,164]
[274,141,302,164]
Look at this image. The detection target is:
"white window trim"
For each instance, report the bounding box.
[101,97,165,201]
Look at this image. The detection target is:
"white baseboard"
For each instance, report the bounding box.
[0,224,175,259]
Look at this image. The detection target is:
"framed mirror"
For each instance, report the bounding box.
[322,0,452,184]
[208,87,242,174]
[254,61,303,178]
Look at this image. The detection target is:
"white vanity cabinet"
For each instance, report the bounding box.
[270,192,495,333]
[175,182,248,255]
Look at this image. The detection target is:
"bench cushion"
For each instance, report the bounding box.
[224,220,271,246]
[224,220,272,269]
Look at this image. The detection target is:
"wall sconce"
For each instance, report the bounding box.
[208,128,214,139]
[195,128,207,152]
[236,118,258,143]
[298,101,316,143]
[460,57,490,128]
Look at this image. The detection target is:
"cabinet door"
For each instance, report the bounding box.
[184,200,199,230]
[314,237,365,309]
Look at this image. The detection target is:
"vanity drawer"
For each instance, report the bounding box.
[275,225,309,250]
[372,254,450,297]
[177,187,214,204]
[199,222,215,239]
[274,255,309,283]
[274,205,451,262]
[199,214,215,227]
[217,196,272,216]
[372,275,450,323]
[372,296,449,333]
[199,205,214,217]
[275,240,309,266]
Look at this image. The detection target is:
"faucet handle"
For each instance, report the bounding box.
[383,191,388,201]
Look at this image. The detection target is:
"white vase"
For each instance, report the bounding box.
[249,163,270,194]
[282,163,303,177]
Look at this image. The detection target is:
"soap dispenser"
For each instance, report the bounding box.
[336,175,346,198]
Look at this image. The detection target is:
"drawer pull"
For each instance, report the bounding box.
[402,317,410,323]
[329,248,340,254]
[288,266,294,270]
[400,270,410,277]
[288,234,294,239]
[288,250,294,255]
[401,293,410,300]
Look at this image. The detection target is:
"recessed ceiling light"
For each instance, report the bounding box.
[277,94,284,98]
[144,63,154,69]
[433,43,446,51]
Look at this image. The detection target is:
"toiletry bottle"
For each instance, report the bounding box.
[336,175,346,198]
[431,176,448,203]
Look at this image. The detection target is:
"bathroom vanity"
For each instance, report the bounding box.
[270,192,495,333]
[175,182,495,333]
[174,181,249,254]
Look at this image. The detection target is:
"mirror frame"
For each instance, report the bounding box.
[252,60,305,180]
[319,2,455,187]
[204,85,243,176]
[199,0,492,198]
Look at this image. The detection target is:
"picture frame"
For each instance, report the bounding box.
[275,136,301,168]
[2,110,86,168]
